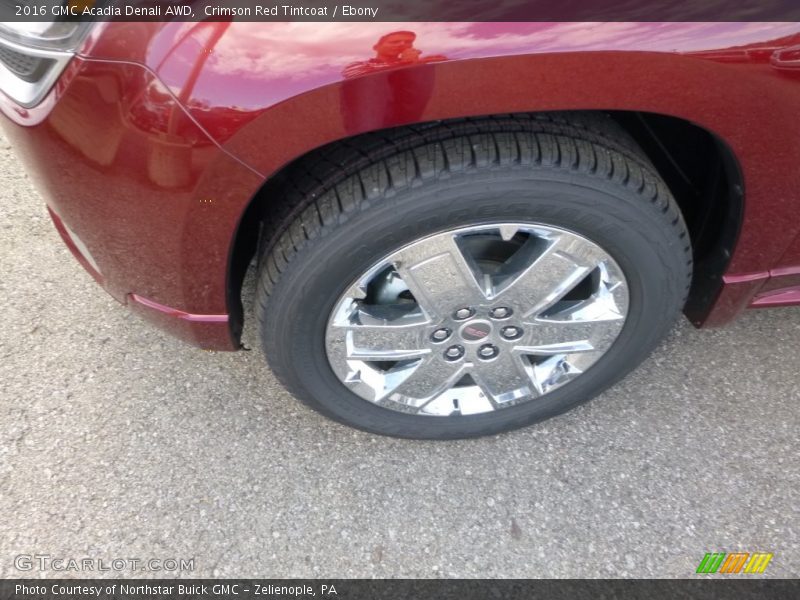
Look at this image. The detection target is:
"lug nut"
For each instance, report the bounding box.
[444,345,465,361]
[489,306,512,319]
[453,307,475,320]
[430,328,452,342]
[477,344,499,359]
[501,326,523,340]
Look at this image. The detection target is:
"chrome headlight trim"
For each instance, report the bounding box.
[0,36,73,107]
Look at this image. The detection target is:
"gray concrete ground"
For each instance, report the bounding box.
[0,132,798,579]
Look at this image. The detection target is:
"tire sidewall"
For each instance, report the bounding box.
[262,167,687,438]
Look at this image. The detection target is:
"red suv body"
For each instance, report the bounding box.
[2,22,800,350]
[7,22,800,438]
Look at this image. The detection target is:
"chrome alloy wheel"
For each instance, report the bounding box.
[325,223,629,417]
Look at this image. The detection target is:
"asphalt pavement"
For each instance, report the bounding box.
[0,132,797,578]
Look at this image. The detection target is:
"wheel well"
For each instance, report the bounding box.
[226,111,743,344]
[610,112,743,324]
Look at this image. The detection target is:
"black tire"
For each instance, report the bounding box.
[255,113,692,439]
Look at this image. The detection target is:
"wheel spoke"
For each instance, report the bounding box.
[528,354,588,394]
[383,356,466,407]
[392,233,487,319]
[349,314,430,361]
[328,306,431,361]
[472,353,539,405]
[518,316,624,355]
[495,233,604,317]
[347,331,430,361]
[517,279,627,354]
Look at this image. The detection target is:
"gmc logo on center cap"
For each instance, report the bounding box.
[463,325,490,340]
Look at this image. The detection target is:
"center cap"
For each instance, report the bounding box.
[459,319,493,343]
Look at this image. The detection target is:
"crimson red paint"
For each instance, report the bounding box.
[3,22,800,349]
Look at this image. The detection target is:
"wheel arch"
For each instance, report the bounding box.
[225,109,744,346]
[221,47,800,346]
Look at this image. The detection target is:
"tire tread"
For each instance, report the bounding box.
[254,113,693,436]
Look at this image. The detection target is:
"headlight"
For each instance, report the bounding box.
[0,9,93,107]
